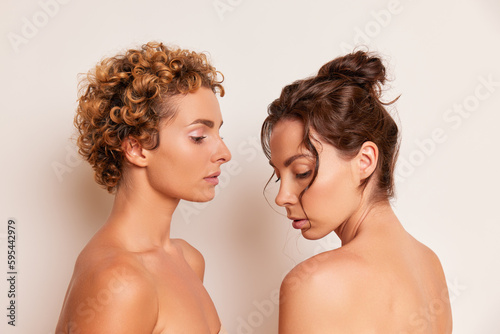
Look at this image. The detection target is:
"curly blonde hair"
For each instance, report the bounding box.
[75,41,224,192]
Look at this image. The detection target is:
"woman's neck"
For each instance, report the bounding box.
[103,179,180,252]
[335,198,400,246]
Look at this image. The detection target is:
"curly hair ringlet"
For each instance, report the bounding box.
[261,50,401,212]
[74,41,225,193]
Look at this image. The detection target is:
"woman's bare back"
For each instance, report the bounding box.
[344,227,453,333]
[279,221,452,334]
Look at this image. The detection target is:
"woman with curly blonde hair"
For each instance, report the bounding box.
[56,42,231,333]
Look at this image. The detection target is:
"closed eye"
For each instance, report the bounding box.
[190,136,206,144]
[296,171,312,179]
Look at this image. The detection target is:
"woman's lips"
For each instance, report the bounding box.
[292,219,308,229]
[204,172,220,185]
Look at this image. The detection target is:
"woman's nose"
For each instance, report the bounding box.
[275,180,296,207]
[215,138,231,164]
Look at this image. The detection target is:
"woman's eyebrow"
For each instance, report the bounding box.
[188,119,224,129]
[189,119,214,128]
[269,154,309,168]
[284,154,308,167]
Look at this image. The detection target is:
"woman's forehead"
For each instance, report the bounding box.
[169,88,222,127]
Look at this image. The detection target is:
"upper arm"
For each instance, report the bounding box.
[174,239,205,281]
[278,258,355,334]
[65,264,158,333]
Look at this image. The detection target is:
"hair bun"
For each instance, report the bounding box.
[318,51,386,95]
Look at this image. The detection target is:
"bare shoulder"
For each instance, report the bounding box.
[281,248,367,296]
[57,249,158,333]
[279,249,368,333]
[172,238,205,281]
[411,236,449,282]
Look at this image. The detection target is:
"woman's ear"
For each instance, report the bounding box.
[357,141,378,181]
[122,136,148,167]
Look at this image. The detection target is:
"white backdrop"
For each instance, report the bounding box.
[2,0,500,333]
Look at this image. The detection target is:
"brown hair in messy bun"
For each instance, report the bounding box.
[261,50,399,201]
[75,41,224,193]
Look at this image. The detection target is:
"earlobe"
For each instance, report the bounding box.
[122,136,148,168]
[358,141,378,180]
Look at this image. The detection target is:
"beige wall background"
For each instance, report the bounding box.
[1,0,499,333]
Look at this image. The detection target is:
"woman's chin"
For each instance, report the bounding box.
[301,228,327,241]
[184,190,216,203]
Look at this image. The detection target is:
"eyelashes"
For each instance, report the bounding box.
[274,171,311,183]
[190,136,207,144]
[190,134,225,144]
[296,171,312,179]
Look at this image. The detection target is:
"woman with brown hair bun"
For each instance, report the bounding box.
[261,51,453,333]
[56,42,231,333]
